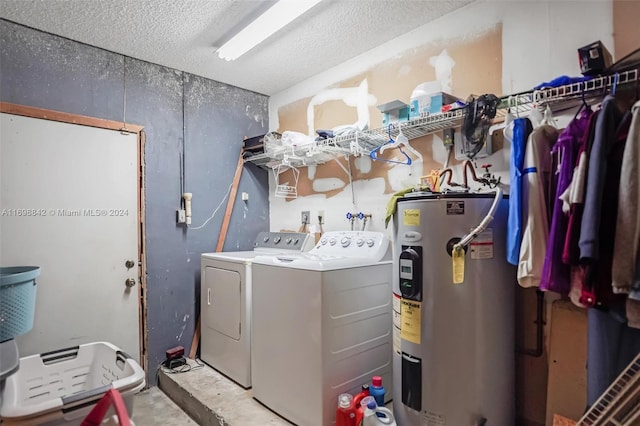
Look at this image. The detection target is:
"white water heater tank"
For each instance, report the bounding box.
[392,193,515,425]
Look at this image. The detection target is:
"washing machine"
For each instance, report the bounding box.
[200,231,314,388]
[251,230,393,426]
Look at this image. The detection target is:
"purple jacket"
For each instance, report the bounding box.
[540,108,593,294]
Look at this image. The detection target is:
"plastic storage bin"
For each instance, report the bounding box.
[0,341,145,425]
[0,266,40,342]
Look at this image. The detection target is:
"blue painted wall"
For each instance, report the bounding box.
[0,19,270,385]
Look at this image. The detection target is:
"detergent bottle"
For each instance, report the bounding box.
[362,400,396,426]
[353,384,370,426]
[369,376,386,407]
[335,393,356,426]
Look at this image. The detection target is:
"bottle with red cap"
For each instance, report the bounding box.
[335,393,356,426]
[353,384,370,426]
[369,376,385,407]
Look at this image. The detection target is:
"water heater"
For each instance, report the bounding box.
[392,193,515,425]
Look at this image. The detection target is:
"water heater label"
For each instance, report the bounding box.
[469,228,494,259]
[393,325,401,355]
[403,209,421,226]
[446,201,464,215]
[422,410,446,425]
[393,293,402,355]
[401,299,421,344]
[393,294,401,326]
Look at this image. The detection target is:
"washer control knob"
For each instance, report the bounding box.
[341,237,351,248]
[286,238,292,244]
[273,236,281,244]
[293,238,299,245]
[329,238,337,246]
[366,239,375,247]
[321,238,327,245]
[356,239,365,247]
[263,236,269,242]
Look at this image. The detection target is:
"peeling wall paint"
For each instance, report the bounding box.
[0,19,270,386]
[429,49,455,93]
[270,26,503,232]
[267,0,616,237]
[306,78,376,136]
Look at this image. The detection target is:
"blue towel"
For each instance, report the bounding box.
[533,75,593,90]
[506,118,533,265]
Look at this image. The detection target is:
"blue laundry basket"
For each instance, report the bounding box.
[0,266,40,342]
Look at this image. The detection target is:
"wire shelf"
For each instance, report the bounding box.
[245,68,639,170]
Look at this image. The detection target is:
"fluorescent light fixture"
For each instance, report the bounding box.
[217,0,322,61]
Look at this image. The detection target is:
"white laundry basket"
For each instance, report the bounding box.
[0,341,145,425]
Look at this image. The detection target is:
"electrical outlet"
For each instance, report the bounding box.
[443,128,455,147]
[301,210,310,224]
[177,209,186,224]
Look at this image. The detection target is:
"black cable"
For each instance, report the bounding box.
[158,357,205,376]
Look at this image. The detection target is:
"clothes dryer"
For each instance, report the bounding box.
[200,231,313,388]
[251,231,393,426]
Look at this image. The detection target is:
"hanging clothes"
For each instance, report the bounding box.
[618,101,640,328]
[580,96,640,412]
[579,95,631,308]
[630,252,640,327]
[561,109,600,307]
[612,100,640,294]
[507,117,534,265]
[540,108,594,294]
[517,125,559,287]
[586,307,640,407]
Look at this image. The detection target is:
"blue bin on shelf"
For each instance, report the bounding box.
[0,266,40,342]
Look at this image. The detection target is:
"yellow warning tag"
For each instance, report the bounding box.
[452,246,465,284]
[400,299,421,344]
[403,209,420,227]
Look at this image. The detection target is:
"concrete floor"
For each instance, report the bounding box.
[158,359,292,425]
[130,358,398,425]
[132,387,198,425]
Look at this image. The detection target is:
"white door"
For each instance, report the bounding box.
[0,113,141,361]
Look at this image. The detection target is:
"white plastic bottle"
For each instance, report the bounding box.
[362,400,396,426]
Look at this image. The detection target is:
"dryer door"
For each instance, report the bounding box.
[203,266,241,340]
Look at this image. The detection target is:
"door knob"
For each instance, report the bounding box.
[125,260,136,269]
[125,278,137,288]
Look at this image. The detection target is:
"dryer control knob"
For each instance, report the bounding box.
[263,236,269,242]
[329,238,337,246]
[273,236,281,244]
[356,239,364,247]
[285,238,292,244]
[293,238,299,245]
[366,239,375,247]
[321,238,328,245]
[341,237,351,247]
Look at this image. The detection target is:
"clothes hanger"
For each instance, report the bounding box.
[503,96,516,145]
[573,81,591,121]
[370,124,412,165]
[541,105,557,128]
[379,124,408,154]
[528,90,543,128]
[488,96,514,136]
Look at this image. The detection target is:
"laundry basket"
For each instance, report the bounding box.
[0,266,40,342]
[0,341,145,425]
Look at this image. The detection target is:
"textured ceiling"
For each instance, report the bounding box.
[0,0,474,95]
